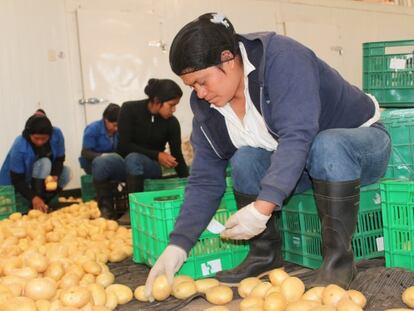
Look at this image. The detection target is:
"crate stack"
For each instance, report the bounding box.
[280,39,414,270]
[362,39,414,271]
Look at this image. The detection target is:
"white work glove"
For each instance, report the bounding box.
[144,245,187,301]
[220,202,271,240]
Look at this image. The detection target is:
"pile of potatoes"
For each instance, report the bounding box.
[134,268,414,311]
[233,268,367,311]
[135,274,233,305]
[0,202,134,310]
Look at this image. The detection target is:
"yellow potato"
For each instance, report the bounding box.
[336,298,363,311]
[268,268,289,286]
[88,283,107,306]
[322,284,347,306]
[83,260,102,275]
[250,281,272,299]
[403,286,414,308]
[310,306,337,311]
[46,181,58,192]
[240,296,264,311]
[96,272,115,288]
[172,275,194,295]
[152,275,172,301]
[206,285,233,305]
[1,297,37,311]
[238,277,262,298]
[45,262,65,281]
[173,281,197,299]
[25,277,57,300]
[60,285,91,308]
[285,300,320,311]
[263,292,287,311]
[92,307,111,311]
[203,307,230,311]
[302,287,325,303]
[0,286,14,304]
[35,300,51,311]
[59,272,81,289]
[106,284,133,304]
[195,278,219,294]
[280,277,305,302]
[347,289,367,308]
[134,285,148,302]
[105,290,118,310]
[264,285,281,298]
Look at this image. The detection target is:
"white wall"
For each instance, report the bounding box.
[0,0,413,189]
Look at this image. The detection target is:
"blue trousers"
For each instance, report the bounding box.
[31,158,71,188]
[92,152,161,182]
[230,125,391,198]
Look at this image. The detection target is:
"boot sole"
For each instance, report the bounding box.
[218,267,310,287]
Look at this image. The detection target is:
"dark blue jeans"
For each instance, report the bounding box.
[91,153,126,182]
[230,125,391,198]
[125,152,162,178]
[92,152,162,182]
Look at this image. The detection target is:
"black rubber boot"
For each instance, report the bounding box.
[215,191,283,285]
[307,179,360,289]
[93,180,117,220]
[117,175,144,226]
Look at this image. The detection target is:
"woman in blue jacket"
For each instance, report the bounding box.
[79,103,123,219]
[144,12,391,296]
[0,115,70,212]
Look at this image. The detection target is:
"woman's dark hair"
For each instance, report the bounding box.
[169,13,239,75]
[144,79,183,103]
[102,103,120,122]
[22,115,53,139]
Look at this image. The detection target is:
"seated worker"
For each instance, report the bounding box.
[0,114,71,212]
[143,13,391,298]
[79,103,121,175]
[108,78,189,223]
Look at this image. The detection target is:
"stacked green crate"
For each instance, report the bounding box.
[130,188,248,279]
[15,192,30,214]
[380,180,414,271]
[81,175,96,202]
[281,183,383,269]
[381,108,414,180]
[363,39,414,108]
[0,186,16,219]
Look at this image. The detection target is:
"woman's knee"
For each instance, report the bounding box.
[32,158,52,178]
[307,130,359,181]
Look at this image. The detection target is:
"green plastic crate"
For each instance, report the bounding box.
[380,180,414,270]
[144,176,233,192]
[281,183,384,269]
[81,175,96,202]
[381,108,414,180]
[130,188,249,279]
[363,40,414,107]
[15,192,30,214]
[0,186,16,219]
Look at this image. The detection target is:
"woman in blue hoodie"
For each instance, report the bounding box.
[144,12,391,297]
[0,115,70,212]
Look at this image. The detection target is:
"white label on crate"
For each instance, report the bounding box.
[373,193,381,205]
[390,58,406,70]
[376,236,384,252]
[201,259,222,276]
[206,219,226,234]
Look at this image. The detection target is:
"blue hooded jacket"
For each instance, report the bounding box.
[169,32,376,253]
[0,127,65,184]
